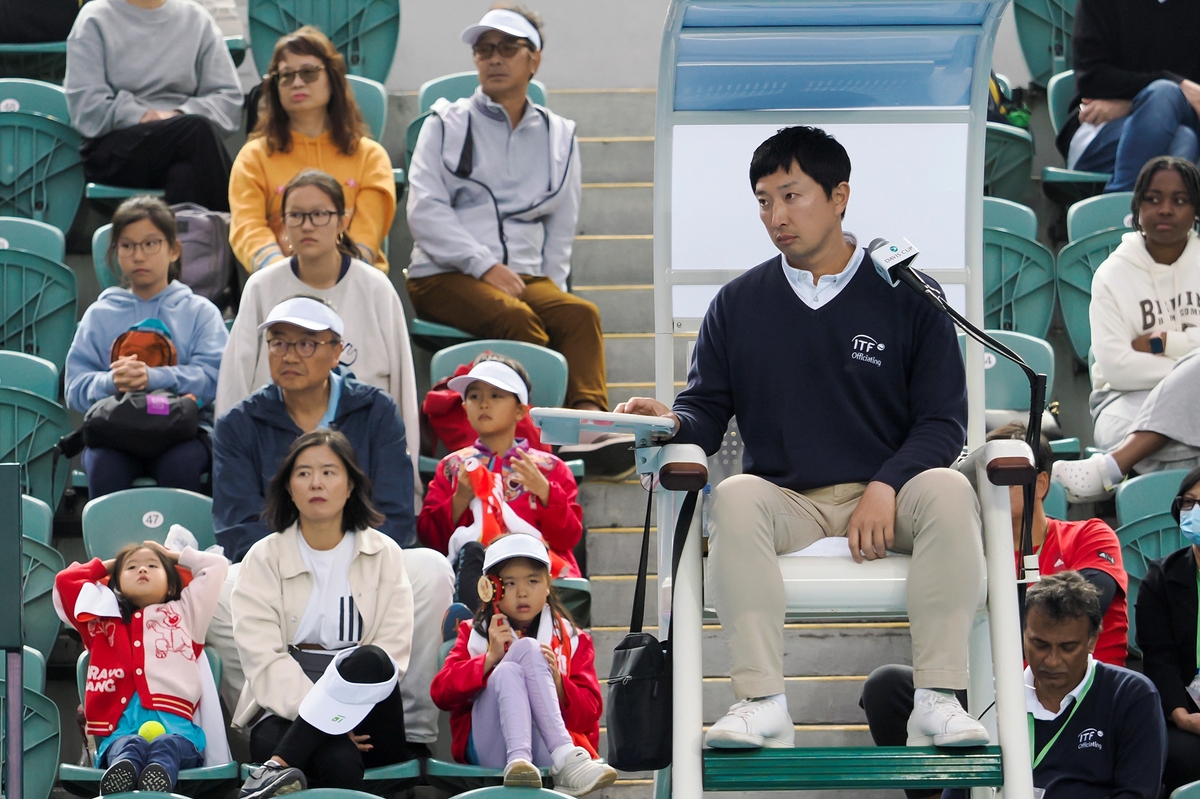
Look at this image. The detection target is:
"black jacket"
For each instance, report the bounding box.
[1135,545,1199,718]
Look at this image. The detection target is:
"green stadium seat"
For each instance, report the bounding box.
[0,386,69,509]
[0,351,58,399]
[0,216,66,261]
[0,683,60,799]
[1115,468,1191,528]
[983,123,1033,203]
[92,224,120,290]
[237,761,420,791]
[1044,481,1068,520]
[21,534,64,661]
[22,494,54,545]
[1118,512,1181,657]
[347,74,387,140]
[1047,70,1074,137]
[248,0,401,85]
[82,487,217,560]
[981,228,1056,338]
[5,646,47,694]
[552,577,591,629]
[406,73,548,165]
[1012,0,1074,87]
[0,107,84,233]
[455,789,569,798]
[0,77,70,122]
[410,317,475,351]
[1173,781,1200,799]
[0,42,68,85]
[1041,166,1110,208]
[1066,192,1134,241]
[703,747,1002,791]
[982,197,1037,240]
[224,35,248,68]
[0,247,76,370]
[1056,228,1127,362]
[426,758,551,794]
[431,340,569,409]
[84,183,164,204]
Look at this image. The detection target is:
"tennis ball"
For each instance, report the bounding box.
[139,721,166,742]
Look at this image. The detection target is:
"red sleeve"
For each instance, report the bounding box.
[535,459,583,556]
[53,559,111,636]
[417,457,468,553]
[560,632,603,736]
[1061,519,1129,592]
[429,622,489,711]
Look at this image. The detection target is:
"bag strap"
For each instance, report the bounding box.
[627,483,699,642]
[628,487,655,634]
[665,490,698,644]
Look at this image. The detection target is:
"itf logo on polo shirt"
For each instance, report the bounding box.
[1077,728,1104,750]
[851,334,885,367]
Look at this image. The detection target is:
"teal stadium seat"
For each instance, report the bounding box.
[1173,781,1200,799]
[1066,191,1134,241]
[248,0,400,84]
[0,216,66,261]
[1041,71,1112,205]
[0,681,60,799]
[1118,512,1181,657]
[455,789,571,798]
[1056,228,1127,362]
[0,80,84,233]
[92,224,120,290]
[0,246,77,369]
[81,487,217,560]
[0,77,70,122]
[981,228,1056,338]
[1012,0,1074,87]
[426,759,551,794]
[0,351,59,399]
[346,74,387,140]
[0,386,69,509]
[22,493,54,544]
[983,122,1033,203]
[552,577,592,629]
[1114,468,1190,528]
[1046,70,1073,137]
[0,41,68,85]
[982,197,1038,240]
[1044,481,1068,520]
[22,534,64,661]
[6,646,47,694]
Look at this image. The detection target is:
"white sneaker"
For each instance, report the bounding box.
[549,747,617,796]
[906,690,989,747]
[503,758,542,789]
[704,697,795,749]
[1051,454,1117,503]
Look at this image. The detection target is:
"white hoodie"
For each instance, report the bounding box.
[1090,230,1200,393]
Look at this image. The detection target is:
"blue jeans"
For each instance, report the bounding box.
[100,734,203,788]
[82,438,209,497]
[1074,80,1200,192]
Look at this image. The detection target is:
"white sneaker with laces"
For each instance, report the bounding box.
[503,758,542,789]
[704,697,795,749]
[549,747,617,796]
[906,689,990,747]
[1051,454,1117,503]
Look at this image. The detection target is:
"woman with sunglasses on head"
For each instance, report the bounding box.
[217,170,419,480]
[229,26,395,275]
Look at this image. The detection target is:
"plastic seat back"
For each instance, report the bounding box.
[22,493,53,544]
[0,216,65,261]
[552,577,591,629]
[347,74,387,140]
[0,386,69,509]
[1118,513,1182,657]
[0,78,70,123]
[1012,0,1074,87]
[1056,228,1128,362]
[983,123,1033,203]
[1067,192,1135,241]
[248,0,401,84]
[1047,70,1074,136]
[456,789,566,798]
[982,197,1037,240]
[82,487,216,560]
[2,646,47,693]
[0,108,84,233]
[981,228,1056,338]
[0,351,58,399]
[1044,481,1068,521]
[431,340,568,408]
[958,331,1055,411]
[0,684,61,799]
[1115,468,1191,527]
[22,535,64,661]
[0,247,77,370]
[91,223,121,290]
[1172,781,1200,799]
[407,74,549,164]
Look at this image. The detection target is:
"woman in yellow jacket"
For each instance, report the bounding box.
[229,26,395,274]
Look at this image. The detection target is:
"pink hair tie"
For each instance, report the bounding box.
[276,186,285,194]
[346,179,357,188]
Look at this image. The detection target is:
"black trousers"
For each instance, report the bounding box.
[1165,725,1200,794]
[81,114,232,211]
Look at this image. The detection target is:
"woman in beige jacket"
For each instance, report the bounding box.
[231,429,414,796]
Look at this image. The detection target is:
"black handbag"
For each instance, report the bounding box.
[605,485,699,772]
[81,390,200,459]
[288,646,335,682]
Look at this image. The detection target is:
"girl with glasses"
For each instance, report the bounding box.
[229,25,396,274]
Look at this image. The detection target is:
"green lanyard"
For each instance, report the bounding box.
[1028,665,1096,769]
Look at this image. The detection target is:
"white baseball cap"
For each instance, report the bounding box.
[448,360,530,405]
[461,8,542,51]
[483,533,551,573]
[297,647,398,735]
[258,297,344,337]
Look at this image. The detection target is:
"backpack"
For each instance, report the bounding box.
[170,203,240,313]
[987,72,1031,129]
[110,318,176,367]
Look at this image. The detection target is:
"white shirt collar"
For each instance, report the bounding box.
[1025,656,1097,720]
[780,232,863,310]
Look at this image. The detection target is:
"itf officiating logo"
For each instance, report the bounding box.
[851,334,885,366]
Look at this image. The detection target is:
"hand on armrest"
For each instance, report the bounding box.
[615,397,679,440]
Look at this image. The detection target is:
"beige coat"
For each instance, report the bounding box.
[230,524,413,729]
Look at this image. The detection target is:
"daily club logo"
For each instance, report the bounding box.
[851,334,884,367]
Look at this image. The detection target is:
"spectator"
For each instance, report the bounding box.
[1058,0,1200,193]
[209,297,451,757]
[64,0,241,210]
[217,170,418,480]
[1053,157,1200,502]
[861,425,1131,799]
[1133,466,1200,793]
[618,125,988,750]
[405,6,604,414]
[65,196,228,497]
[232,430,412,796]
[229,26,395,274]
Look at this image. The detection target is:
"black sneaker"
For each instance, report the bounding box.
[138,763,173,792]
[99,759,138,795]
[239,762,307,799]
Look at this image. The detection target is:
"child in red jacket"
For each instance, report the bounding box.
[430,534,615,795]
[418,354,584,610]
[54,540,227,795]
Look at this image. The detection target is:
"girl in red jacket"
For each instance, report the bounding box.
[54,540,227,795]
[430,534,616,796]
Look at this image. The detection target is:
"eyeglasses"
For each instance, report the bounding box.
[266,338,339,358]
[272,65,325,87]
[472,39,531,60]
[116,238,165,257]
[1173,496,1200,514]
[282,210,339,228]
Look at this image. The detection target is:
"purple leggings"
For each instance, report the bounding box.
[469,636,572,768]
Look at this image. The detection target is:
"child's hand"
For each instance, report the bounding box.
[110,355,149,393]
[141,540,179,562]
[510,450,551,505]
[484,613,513,673]
[348,732,372,752]
[451,462,476,523]
[542,644,566,700]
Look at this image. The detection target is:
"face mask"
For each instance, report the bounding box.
[1180,504,1200,546]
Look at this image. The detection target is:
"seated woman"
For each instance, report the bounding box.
[231,429,414,797]
[1054,156,1200,502]
[216,170,418,477]
[64,0,241,210]
[229,25,395,274]
[1134,466,1200,794]
[65,196,228,497]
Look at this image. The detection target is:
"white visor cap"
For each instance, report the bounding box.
[258,297,344,337]
[297,647,398,735]
[483,533,552,573]
[461,8,542,51]
[447,360,529,406]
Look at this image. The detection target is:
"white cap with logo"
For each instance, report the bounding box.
[448,360,530,406]
[297,647,398,735]
[257,297,344,337]
[461,8,542,51]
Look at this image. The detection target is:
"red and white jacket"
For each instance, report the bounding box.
[430,607,602,764]
[53,548,227,737]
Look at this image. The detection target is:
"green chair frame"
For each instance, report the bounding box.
[553,577,592,629]
[0,683,61,799]
[455,788,570,798]
[1044,481,1068,521]
[426,759,551,794]
[0,215,66,261]
[248,0,401,85]
[1012,0,1075,88]
[1118,512,1181,657]
[347,74,387,140]
[21,534,64,661]
[0,246,77,370]
[957,331,1055,411]
[2,646,47,693]
[981,228,1056,338]
[81,487,217,560]
[22,493,54,544]
[1172,780,1200,799]
[0,351,58,399]
[1056,228,1127,362]
[430,340,569,409]
[983,197,1038,240]
[1114,469,1190,528]
[0,77,70,122]
[0,386,69,509]
[92,224,120,290]
[1066,192,1134,242]
[0,42,68,85]
[1047,70,1074,137]
[0,109,84,233]
[983,122,1033,203]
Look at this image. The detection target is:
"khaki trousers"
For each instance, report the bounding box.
[407,273,608,410]
[707,469,984,697]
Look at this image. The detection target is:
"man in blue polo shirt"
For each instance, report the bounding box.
[618,125,987,748]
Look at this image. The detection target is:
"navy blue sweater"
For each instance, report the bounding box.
[673,253,967,493]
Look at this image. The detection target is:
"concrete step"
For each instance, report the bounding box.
[587,528,659,576]
[590,575,657,628]
[580,138,655,184]
[603,335,693,384]
[579,480,654,529]
[572,236,653,286]
[547,90,657,138]
[579,285,654,334]
[578,185,653,237]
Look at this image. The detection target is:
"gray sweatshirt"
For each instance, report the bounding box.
[65,0,242,139]
[406,87,581,289]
